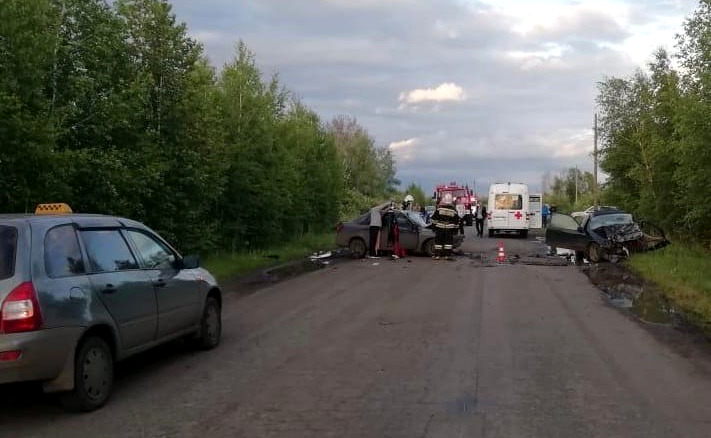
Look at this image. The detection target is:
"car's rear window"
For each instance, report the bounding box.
[0,226,18,280]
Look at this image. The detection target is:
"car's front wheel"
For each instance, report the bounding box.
[587,242,605,263]
[60,337,114,412]
[197,297,222,350]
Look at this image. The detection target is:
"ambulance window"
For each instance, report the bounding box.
[495,194,523,210]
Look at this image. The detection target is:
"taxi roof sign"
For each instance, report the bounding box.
[35,203,73,215]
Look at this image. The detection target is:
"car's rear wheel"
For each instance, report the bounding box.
[60,337,113,412]
[521,230,528,239]
[197,297,222,350]
[587,242,605,263]
[349,238,367,259]
[488,229,494,237]
[423,239,435,257]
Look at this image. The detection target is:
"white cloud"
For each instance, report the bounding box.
[480,0,630,36]
[398,83,466,110]
[388,137,419,150]
[388,137,419,162]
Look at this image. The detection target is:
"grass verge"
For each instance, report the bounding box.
[203,233,335,282]
[628,243,711,331]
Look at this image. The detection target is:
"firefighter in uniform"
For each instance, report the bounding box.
[431,193,460,260]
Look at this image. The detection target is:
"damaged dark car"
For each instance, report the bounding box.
[545,208,670,263]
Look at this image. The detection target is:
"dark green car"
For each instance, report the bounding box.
[0,204,222,411]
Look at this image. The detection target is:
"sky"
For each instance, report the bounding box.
[168,0,699,195]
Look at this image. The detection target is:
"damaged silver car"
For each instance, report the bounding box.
[546,208,670,263]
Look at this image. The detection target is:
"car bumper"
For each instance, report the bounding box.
[0,327,82,385]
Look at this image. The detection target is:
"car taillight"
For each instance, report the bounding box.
[0,350,21,361]
[1,282,42,334]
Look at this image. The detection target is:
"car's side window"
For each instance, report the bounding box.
[550,213,580,231]
[395,214,412,230]
[125,230,175,270]
[45,225,85,277]
[80,229,139,273]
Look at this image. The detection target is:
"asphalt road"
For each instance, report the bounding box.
[2,228,711,437]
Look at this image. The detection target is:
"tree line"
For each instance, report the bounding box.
[592,0,709,243]
[542,168,597,213]
[0,0,398,254]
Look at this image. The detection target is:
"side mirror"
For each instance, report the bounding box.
[179,254,200,269]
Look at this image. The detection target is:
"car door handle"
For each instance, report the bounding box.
[155,279,167,288]
[102,284,118,294]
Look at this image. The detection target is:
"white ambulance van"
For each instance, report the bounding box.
[487,182,530,238]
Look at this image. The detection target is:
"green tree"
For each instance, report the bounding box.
[218,42,290,250]
[0,0,64,212]
[0,1,394,256]
[674,0,711,241]
[404,183,427,207]
[326,115,399,218]
[544,168,596,213]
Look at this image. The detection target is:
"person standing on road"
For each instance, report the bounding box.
[431,194,460,260]
[475,202,487,237]
[368,204,382,258]
[542,203,550,228]
[391,217,406,260]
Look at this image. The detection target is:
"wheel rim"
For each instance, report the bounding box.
[205,304,220,344]
[350,240,365,257]
[82,347,110,401]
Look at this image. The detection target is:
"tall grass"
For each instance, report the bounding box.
[628,243,711,328]
[203,233,335,281]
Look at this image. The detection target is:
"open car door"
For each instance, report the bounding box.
[545,212,590,252]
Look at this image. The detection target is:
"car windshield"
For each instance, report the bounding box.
[589,213,634,229]
[0,225,18,280]
[405,211,428,227]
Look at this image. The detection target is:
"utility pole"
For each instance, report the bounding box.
[594,113,599,207]
[575,166,578,206]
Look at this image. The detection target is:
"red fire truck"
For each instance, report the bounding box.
[433,182,477,226]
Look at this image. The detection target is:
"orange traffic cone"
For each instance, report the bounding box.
[497,242,506,263]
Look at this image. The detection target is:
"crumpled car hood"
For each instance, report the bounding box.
[595,223,644,243]
[595,222,669,255]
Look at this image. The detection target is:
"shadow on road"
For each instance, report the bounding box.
[0,340,198,417]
